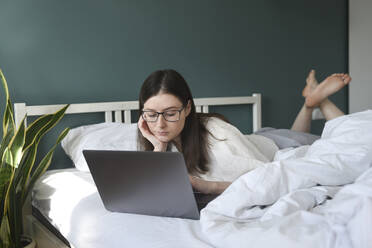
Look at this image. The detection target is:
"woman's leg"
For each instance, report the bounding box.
[290,104,314,132]
[291,70,350,131]
[306,73,351,121]
[305,73,351,108]
[290,70,317,133]
[318,99,344,121]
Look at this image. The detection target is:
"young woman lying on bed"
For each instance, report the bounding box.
[137,69,351,194]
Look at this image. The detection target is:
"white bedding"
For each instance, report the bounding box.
[201,110,372,248]
[33,110,372,248]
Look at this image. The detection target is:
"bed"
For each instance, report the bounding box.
[16,95,372,248]
[18,95,261,248]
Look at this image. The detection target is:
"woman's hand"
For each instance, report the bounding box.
[138,116,168,152]
[189,175,231,194]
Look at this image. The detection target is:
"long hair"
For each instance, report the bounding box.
[137,69,213,175]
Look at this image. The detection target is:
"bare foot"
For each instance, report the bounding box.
[302,69,318,97]
[305,73,351,108]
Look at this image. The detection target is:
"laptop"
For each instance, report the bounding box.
[83,150,218,220]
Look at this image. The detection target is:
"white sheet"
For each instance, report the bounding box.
[33,110,372,248]
[33,169,213,248]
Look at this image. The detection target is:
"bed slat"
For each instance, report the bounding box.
[105,111,112,123]
[124,110,131,124]
[202,105,209,113]
[114,111,122,123]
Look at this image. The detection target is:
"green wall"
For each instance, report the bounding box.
[0,0,348,169]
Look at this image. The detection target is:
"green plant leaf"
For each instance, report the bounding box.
[14,104,69,193]
[23,104,69,152]
[0,215,11,248]
[1,69,15,139]
[0,166,12,226]
[0,129,15,168]
[7,181,22,247]
[23,128,69,204]
[1,69,70,247]
[14,116,50,190]
[8,119,26,168]
[0,69,9,102]
[1,148,13,168]
[0,165,15,248]
[34,104,69,143]
[12,144,36,193]
[3,100,15,140]
[55,127,70,144]
[8,106,69,245]
[15,105,69,194]
[23,114,53,150]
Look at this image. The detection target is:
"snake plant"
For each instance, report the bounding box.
[0,69,69,248]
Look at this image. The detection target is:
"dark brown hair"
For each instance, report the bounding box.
[137,69,225,175]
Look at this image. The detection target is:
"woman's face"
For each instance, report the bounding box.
[143,93,190,143]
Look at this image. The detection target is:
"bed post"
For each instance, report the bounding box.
[252,93,262,132]
[14,103,27,129]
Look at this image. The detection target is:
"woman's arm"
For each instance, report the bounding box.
[189,176,231,194]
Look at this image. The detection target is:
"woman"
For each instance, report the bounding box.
[137,69,351,194]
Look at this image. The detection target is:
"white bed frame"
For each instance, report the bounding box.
[17,94,261,248]
[14,94,262,132]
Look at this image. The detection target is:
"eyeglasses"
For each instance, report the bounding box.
[142,107,185,122]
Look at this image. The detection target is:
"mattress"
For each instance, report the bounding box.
[32,168,214,248]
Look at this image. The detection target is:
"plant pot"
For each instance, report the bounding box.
[21,235,36,248]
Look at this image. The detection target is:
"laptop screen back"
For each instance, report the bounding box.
[83,150,200,220]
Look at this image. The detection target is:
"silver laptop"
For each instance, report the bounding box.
[83,150,201,220]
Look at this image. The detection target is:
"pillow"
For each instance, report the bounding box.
[61,122,138,171]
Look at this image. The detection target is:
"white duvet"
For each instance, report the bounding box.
[201,110,372,248]
[33,110,372,248]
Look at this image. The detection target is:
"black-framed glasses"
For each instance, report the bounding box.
[142,107,185,122]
